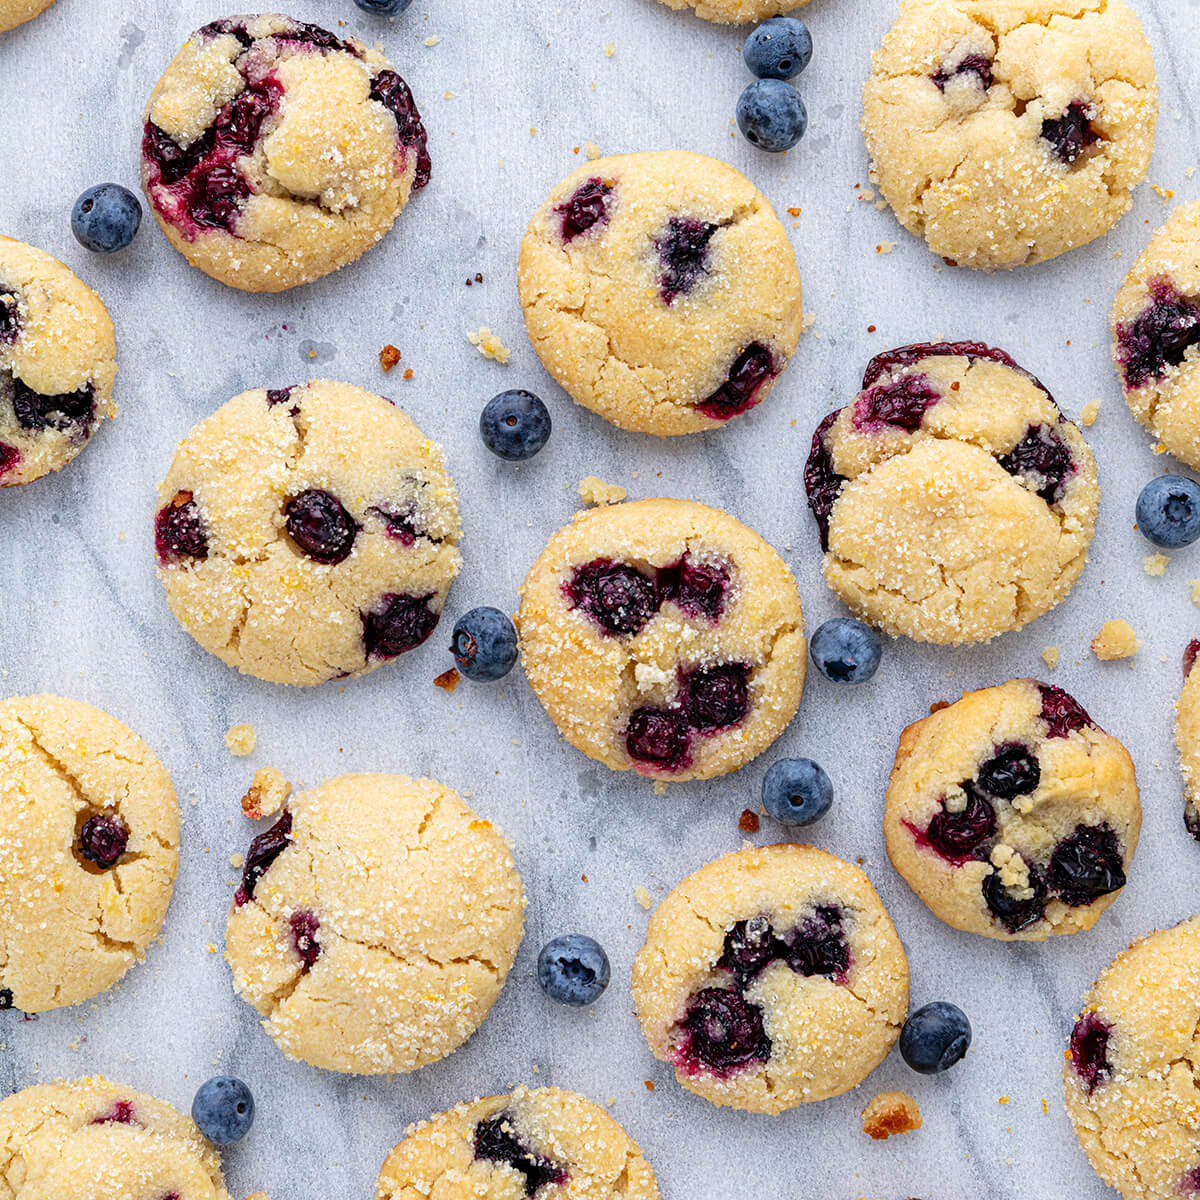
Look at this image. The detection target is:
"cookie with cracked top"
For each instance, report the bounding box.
[0,0,55,31]
[653,0,806,23]
[517,151,803,435]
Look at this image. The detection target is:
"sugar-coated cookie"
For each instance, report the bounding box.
[885,678,1140,941]
[804,341,1098,644]
[0,0,54,32]
[0,236,116,487]
[1064,915,1200,1200]
[516,498,806,781]
[861,0,1157,269]
[0,695,179,1012]
[225,773,525,1074]
[654,0,805,23]
[632,844,909,1113]
[374,1086,660,1200]
[140,14,430,291]
[518,151,803,435]
[1112,200,1200,467]
[154,379,461,687]
[1176,640,1200,840]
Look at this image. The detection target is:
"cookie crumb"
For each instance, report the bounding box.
[1080,399,1100,426]
[644,1080,655,1091]
[786,206,801,217]
[801,310,815,333]
[1041,645,1060,669]
[379,344,402,372]
[230,852,244,869]
[1144,553,1170,576]
[1091,619,1143,661]
[242,767,291,820]
[634,885,652,910]
[578,476,627,506]
[434,667,460,692]
[1190,580,1200,607]
[403,367,414,380]
[605,41,615,56]
[861,1090,922,1139]
[738,808,760,833]
[224,723,257,756]
[875,241,896,254]
[423,35,440,46]
[652,780,668,795]
[467,327,511,364]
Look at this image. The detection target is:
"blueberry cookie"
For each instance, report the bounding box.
[0,1078,259,1200]
[804,342,1099,644]
[140,14,430,292]
[0,236,116,487]
[517,151,803,436]
[885,678,1140,941]
[225,772,525,1074]
[374,1086,660,1200]
[0,695,180,1012]
[632,844,909,1113]
[155,379,461,686]
[654,0,805,23]
[1111,200,1200,467]
[861,0,1158,269]
[1176,640,1200,840]
[1064,915,1200,1199]
[516,498,806,781]
[0,0,55,32]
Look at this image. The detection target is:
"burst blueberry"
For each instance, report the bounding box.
[480,390,552,461]
[537,934,611,1006]
[742,17,812,80]
[809,617,882,684]
[761,757,833,826]
[71,184,142,253]
[900,1001,971,1074]
[736,78,808,153]
[192,1076,255,1145]
[1136,475,1200,548]
[450,607,518,681]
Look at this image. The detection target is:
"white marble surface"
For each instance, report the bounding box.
[2,0,1199,1196]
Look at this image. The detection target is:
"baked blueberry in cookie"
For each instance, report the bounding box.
[1064,916,1200,1200]
[375,1087,661,1199]
[140,15,430,292]
[804,342,1098,644]
[862,0,1158,268]
[0,237,116,487]
[633,844,909,1113]
[518,151,803,436]
[517,499,806,782]
[155,380,461,687]
[885,679,1140,940]
[1111,201,1200,468]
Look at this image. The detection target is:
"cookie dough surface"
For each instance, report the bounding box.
[516,498,806,781]
[0,236,116,487]
[0,1078,234,1200]
[1176,641,1200,840]
[804,342,1099,644]
[140,14,430,291]
[654,0,806,22]
[0,0,55,32]
[0,695,179,1012]
[632,843,909,1113]
[1064,915,1200,1200]
[155,379,461,687]
[225,773,525,1074]
[1111,199,1200,467]
[374,1086,660,1199]
[885,678,1139,941]
[518,151,803,435]
[861,0,1158,269]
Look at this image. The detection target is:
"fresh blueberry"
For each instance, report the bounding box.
[71,184,142,253]
[809,617,882,684]
[480,390,552,461]
[537,934,611,1006]
[1136,475,1200,548]
[736,79,808,152]
[742,17,813,80]
[450,607,518,681]
[191,1076,255,1145]
[761,757,833,825]
[353,0,413,13]
[900,1001,972,1074]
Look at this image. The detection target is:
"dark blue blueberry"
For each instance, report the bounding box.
[899,1001,972,1074]
[192,1076,255,1145]
[761,757,833,826]
[79,814,129,869]
[537,934,611,1006]
[71,184,142,253]
[480,390,552,461]
[1136,475,1200,548]
[809,618,882,684]
[742,17,813,80]
[451,607,518,681]
[285,488,359,564]
[354,0,413,13]
[736,78,808,153]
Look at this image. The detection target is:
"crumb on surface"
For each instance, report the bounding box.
[739,808,760,833]
[379,344,402,372]
[578,475,627,506]
[1081,399,1100,426]
[468,327,512,364]
[242,767,291,820]
[230,852,244,869]
[585,140,602,160]
[800,310,815,333]
[1041,645,1060,669]
[434,667,460,692]
[634,885,653,910]
[861,1090,922,1140]
[1091,619,1143,661]
[1144,553,1170,577]
[224,723,256,756]
[1190,579,1200,607]
[876,241,896,254]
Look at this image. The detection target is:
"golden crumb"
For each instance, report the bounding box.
[1091,619,1143,661]
[801,310,816,333]
[739,808,760,833]
[578,476,627,506]
[876,241,896,254]
[468,327,512,364]
[403,367,414,380]
[379,344,402,372]
[1080,400,1100,426]
[605,41,615,56]
[241,767,291,820]
[1041,645,1060,669]
[1144,553,1170,577]
[585,141,602,160]
[230,852,244,869]
[423,35,440,46]
[434,667,460,692]
[634,885,653,910]
[1190,580,1200,606]
[861,1090,922,1139]
[224,723,256,756]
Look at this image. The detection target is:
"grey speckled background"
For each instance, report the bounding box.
[1,0,1199,1197]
